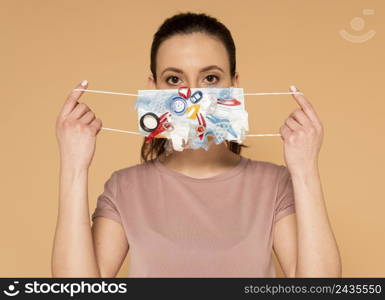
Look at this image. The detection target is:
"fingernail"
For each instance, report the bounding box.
[80,80,88,87]
[290,85,298,92]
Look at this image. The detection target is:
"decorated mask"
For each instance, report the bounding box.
[134,86,248,151]
[75,86,302,151]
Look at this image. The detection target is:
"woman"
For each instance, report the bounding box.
[52,12,341,277]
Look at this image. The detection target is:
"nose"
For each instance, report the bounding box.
[181,76,204,89]
[184,81,201,89]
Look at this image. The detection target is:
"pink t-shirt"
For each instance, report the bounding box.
[91,155,296,277]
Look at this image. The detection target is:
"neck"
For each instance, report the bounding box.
[158,140,241,170]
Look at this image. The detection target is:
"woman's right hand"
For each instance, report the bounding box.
[56,80,102,170]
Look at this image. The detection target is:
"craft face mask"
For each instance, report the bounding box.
[75,86,302,151]
[134,86,248,151]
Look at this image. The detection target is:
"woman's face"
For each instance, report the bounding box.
[148,32,239,89]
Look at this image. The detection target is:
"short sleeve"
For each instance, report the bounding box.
[91,171,122,224]
[274,166,296,223]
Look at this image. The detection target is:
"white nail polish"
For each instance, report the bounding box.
[80,80,88,87]
[290,85,297,92]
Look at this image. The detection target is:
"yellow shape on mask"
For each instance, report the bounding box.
[186,104,200,119]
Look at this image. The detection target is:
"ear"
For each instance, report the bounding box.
[232,72,240,88]
[147,74,156,89]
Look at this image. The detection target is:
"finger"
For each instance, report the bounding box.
[79,110,96,125]
[285,116,302,131]
[289,86,321,125]
[90,118,102,134]
[69,102,91,120]
[60,80,89,118]
[279,124,292,140]
[291,108,311,126]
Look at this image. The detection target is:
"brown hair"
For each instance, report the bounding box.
[140,12,248,163]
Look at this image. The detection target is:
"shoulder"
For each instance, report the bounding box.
[246,157,286,176]
[104,160,157,192]
[112,159,157,180]
[244,157,290,185]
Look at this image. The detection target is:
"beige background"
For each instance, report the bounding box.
[1,0,384,277]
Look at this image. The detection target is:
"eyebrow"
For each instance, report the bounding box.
[160,65,225,77]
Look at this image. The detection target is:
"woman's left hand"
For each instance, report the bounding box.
[279,86,324,175]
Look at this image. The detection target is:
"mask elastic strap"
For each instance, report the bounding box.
[74,88,303,137]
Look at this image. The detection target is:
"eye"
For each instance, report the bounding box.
[166,76,181,85]
[204,74,219,84]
